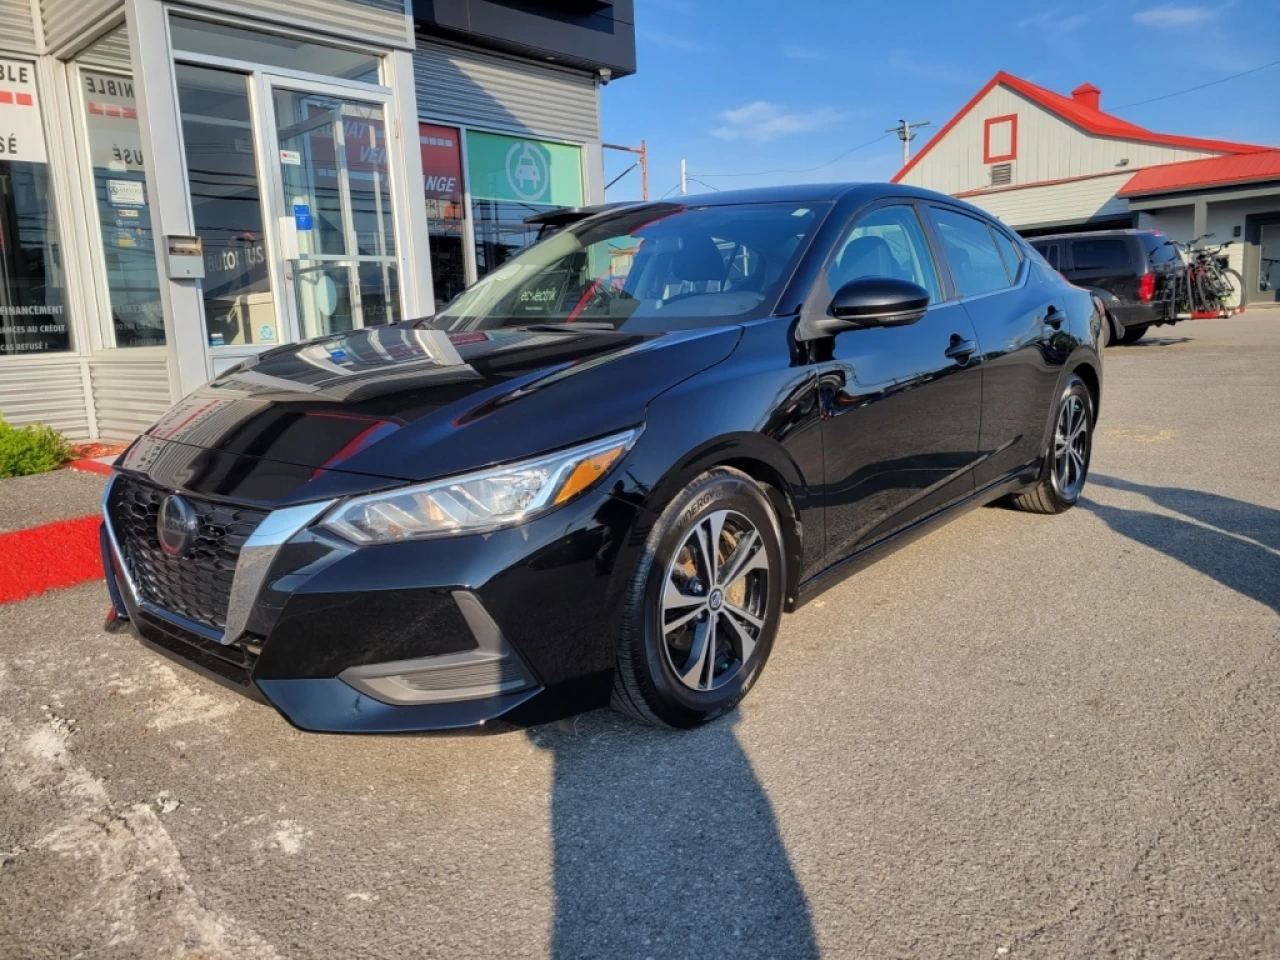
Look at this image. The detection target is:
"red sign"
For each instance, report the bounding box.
[299,103,388,176]
[420,123,463,204]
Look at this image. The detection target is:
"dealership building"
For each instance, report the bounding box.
[0,0,634,440]
[893,71,1280,310]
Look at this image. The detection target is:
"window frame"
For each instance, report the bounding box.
[983,114,1018,164]
[923,204,1029,303]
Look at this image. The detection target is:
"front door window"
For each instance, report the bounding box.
[274,88,399,338]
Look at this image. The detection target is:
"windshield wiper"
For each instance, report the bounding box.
[519,322,620,332]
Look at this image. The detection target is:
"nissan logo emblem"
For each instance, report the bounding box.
[156,495,199,558]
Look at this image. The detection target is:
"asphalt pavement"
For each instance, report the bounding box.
[1,316,1278,959]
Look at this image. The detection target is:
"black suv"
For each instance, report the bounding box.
[1030,229,1181,344]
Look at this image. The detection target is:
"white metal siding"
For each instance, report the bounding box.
[0,362,90,438]
[178,0,411,49]
[41,0,122,53]
[414,40,600,143]
[901,85,1226,196]
[0,0,37,54]
[75,24,131,70]
[89,358,171,440]
[964,172,1134,231]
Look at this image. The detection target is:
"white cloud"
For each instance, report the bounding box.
[1018,9,1091,31]
[1132,5,1212,26]
[710,101,844,142]
[636,27,709,54]
[781,44,822,59]
[888,51,978,87]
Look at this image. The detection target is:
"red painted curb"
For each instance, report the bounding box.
[0,515,104,605]
[68,459,114,476]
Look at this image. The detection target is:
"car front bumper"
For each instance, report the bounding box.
[101,471,646,733]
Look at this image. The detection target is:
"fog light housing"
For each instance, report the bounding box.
[337,591,538,705]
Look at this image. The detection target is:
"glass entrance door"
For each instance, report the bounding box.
[267,79,400,339]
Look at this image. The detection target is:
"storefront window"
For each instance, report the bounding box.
[0,58,70,356]
[175,65,276,347]
[420,124,466,309]
[77,53,165,347]
[465,131,583,278]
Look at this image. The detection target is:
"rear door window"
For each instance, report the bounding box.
[1070,237,1131,272]
[928,208,1012,297]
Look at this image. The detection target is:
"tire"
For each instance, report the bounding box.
[1221,268,1244,311]
[611,467,785,728]
[1009,374,1094,515]
[1118,324,1149,344]
[1103,310,1121,347]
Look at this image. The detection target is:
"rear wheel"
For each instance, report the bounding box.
[612,468,784,728]
[1118,324,1149,344]
[1009,374,1094,515]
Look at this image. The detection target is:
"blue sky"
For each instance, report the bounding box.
[600,0,1280,201]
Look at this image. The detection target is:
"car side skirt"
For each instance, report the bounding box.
[794,471,1035,608]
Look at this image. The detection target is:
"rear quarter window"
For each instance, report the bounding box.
[1031,242,1060,271]
[1070,237,1131,272]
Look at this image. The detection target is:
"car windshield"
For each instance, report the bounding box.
[426,201,828,333]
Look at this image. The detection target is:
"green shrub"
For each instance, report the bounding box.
[0,417,73,478]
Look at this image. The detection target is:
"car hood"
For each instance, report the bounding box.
[128,322,740,488]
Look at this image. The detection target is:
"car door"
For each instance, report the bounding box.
[925,206,1066,488]
[813,202,984,563]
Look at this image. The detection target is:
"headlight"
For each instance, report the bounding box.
[319,429,639,544]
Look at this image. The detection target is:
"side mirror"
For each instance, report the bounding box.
[823,277,930,331]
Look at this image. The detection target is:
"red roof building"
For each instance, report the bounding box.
[894,72,1280,307]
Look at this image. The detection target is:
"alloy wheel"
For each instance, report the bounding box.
[660,509,770,692]
[1053,394,1089,499]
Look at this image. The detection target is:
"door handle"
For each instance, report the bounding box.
[944,336,976,361]
[1043,305,1065,328]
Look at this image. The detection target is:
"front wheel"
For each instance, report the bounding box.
[612,468,785,728]
[1009,375,1094,515]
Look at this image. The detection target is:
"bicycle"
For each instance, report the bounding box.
[1159,234,1244,317]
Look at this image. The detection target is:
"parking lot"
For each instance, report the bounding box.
[1,315,1277,959]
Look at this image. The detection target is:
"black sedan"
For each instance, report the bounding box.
[101,183,1102,733]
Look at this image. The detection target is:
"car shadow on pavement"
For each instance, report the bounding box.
[528,711,819,960]
[1084,475,1280,613]
[1118,336,1192,348]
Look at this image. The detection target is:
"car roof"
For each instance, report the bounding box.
[669,182,950,207]
[1030,229,1161,242]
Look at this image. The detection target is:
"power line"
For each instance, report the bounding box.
[1111,59,1280,110]
[696,133,894,178]
[685,177,722,192]
[659,181,683,199]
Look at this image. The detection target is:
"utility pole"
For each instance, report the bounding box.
[680,158,688,196]
[885,119,932,166]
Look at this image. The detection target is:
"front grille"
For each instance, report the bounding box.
[107,476,268,632]
[134,609,261,687]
